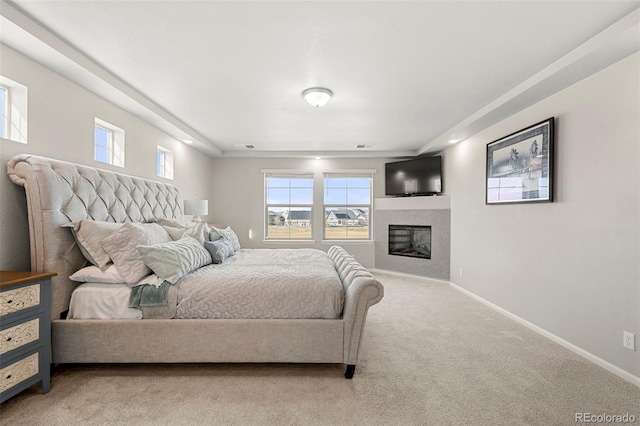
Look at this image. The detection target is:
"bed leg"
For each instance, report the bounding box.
[345,364,356,379]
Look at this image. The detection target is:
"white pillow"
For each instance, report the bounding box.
[70,264,124,284]
[137,236,212,284]
[62,220,123,270]
[162,222,210,244]
[209,226,241,251]
[102,223,172,285]
[152,217,195,230]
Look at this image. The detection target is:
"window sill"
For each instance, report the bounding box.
[1,136,27,144]
[263,239,317,244]
[320,240,374,244]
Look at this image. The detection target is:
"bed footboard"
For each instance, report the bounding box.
[328,246,384,370]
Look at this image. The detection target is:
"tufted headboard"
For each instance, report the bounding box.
[7,154,183,320]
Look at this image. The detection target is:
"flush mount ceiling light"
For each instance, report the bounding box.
[302,87,333,107]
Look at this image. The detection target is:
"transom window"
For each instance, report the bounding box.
[0,75,28,143]
[323,173,373,240]
[264,172,314,240]
[94,117,125,167]
[156,145,174,180]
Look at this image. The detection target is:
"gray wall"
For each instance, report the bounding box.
[443,53,639,378]
[375,209,450,280]
[209,157,393,268]
[0,44,214,270]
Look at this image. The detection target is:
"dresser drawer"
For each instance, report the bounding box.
[0,284,40,316]
[0,318,40,355]
[0,352,39,393]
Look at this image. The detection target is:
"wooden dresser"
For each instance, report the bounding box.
[0,271,55,403]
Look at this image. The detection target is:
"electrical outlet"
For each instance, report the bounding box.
[623,331,635,351]
[459,268,463,277]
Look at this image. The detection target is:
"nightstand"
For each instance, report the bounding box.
[0,271,55,403]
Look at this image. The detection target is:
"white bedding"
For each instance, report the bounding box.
[175,248,344,319]
[69,248,345,320]
[68,283,142,319]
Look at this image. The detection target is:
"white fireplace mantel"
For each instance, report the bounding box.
[374,195,450,210]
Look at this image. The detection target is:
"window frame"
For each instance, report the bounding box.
[94,117,125,168]
[322,172,374,241]
[156,145,174,180]
[263,170,315,241]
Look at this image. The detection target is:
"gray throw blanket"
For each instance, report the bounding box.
[129,281,171,308]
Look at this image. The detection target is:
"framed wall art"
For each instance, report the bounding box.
[486,117,554,204]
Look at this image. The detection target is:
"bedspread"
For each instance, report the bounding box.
[173,248,344,319]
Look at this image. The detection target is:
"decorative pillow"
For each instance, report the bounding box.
[162,222,210,244]
[209,226,241,251]
[203,239,234,264]
[151,217,196,230]
[62,220,123,270]
[187,222,211,244]
[137,236,212,284]
[162,226,186,241]
[101,223,172,285]
[69,264,124,284]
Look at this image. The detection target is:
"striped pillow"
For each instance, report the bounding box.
[137,236,212,284]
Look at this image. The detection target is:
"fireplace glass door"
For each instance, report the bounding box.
[388,225,431,259]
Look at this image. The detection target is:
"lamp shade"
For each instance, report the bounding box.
[302,87,333,107]
[184,199,208,216]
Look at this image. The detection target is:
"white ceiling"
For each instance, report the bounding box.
[1,1,639,158]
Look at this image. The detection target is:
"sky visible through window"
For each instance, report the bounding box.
[94,125,110,163]
[266,177,313,207]
[157,150,164,176]
[324,177,371,204]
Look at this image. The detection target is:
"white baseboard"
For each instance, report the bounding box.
[449,282,640,388]
[369,268,450,285]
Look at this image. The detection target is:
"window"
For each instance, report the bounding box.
[94,118,125,167]
[264,171,314,240]
[0,75,28,143]
[323,173,373,240]
[156,146,174,180]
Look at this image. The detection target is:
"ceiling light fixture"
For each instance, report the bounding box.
[302,87,333,107]
[183,139,194,144]
[448,139,461,144]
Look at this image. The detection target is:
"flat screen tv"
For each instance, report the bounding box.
[385,156,442,196]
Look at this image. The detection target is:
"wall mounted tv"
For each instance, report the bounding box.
[385,156,442,196]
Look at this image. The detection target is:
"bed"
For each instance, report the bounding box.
[7,154,384,378]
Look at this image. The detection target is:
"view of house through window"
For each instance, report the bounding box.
[265,172,314,240]
[94,118,125,167]
[323,173,372,240]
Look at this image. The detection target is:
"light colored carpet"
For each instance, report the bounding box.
[1,272,638,425]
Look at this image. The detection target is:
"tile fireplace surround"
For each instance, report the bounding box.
[374,196,450,280]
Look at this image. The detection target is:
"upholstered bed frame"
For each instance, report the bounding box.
[7,154,383,378]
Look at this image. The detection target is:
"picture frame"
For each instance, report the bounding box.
[486,117,554,204]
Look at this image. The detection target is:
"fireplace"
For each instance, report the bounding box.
[388,225,431,259]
